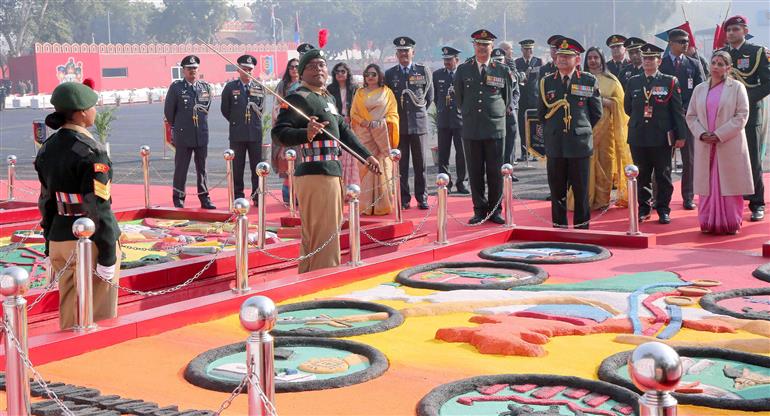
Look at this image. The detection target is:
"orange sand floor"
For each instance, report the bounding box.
[1,265,767,416]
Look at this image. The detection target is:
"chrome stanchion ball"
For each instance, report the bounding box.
[501,163,514,176]
[139,145,151,157]
[256,162,271,177]
[628,341,683,393]
[389,149,401,162]
[233,198,250,215]
[223,149,236,161]
[624,164,639,179]
[284,149,297,161]
[240,295,277,332]
[346,184,361,200]
[0,267,30,297]
[436,173,450,187]
[72,217,96,239]
[7,155,17,165]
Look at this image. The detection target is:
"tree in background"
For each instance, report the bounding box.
[0,0,50,57]
[150,0,230,44]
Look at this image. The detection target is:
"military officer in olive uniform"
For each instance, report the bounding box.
[624,44,687,224]
[164,55,216,209]
[538,37,602,229]
[720,15,770,221]
[606,34,630,78]
[619,37,645,90]
[538,35,563,79]
[385,36,433,209]
[514,39,543,162]
[454,29,512,225]
[221,54,265,205]
[35,82,121,329]
[433,46,468,194]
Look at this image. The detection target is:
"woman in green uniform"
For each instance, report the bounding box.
[35,82,122,330]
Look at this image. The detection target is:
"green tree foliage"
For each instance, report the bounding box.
[149,0,230,44]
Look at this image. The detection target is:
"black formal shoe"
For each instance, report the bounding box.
[455,186,470,195]
[639,212,651,222]
[468,215,485,225]
[252,199,259,207]
[545,194,551,201]
[401,202,411,210]
[201,200,217,210]
[511,175,520,182]
[418,201,429,210]
[489,214,505,224]
[751,208,765,221]
[683,200,696,210]
[658,213,671,224]
[173,200,184,208]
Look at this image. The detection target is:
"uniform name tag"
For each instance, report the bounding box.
[408,75,426,85]
[232,90,240,96]
[644,104,653,118]
[438,79,445,83]
[651,86,668,96]
[688,78,693,89]
[570,84,594,97]
[325,102,339,115]
[485,75,504,88]
[737,57,750,70]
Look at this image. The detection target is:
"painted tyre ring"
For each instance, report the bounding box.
[395,261,547,291]
[416,374,639,416]
[478,241,611,264]
[700,287,770,321]
[598,347,770,411]
[272,300,404,338]
[184,336,389,393]
[751,263,770,283]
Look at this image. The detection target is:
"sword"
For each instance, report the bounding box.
[198,39,370,166]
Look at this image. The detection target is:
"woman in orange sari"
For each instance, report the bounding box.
[351,64,399,215]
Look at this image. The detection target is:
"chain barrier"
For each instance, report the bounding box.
[26,250,76,311]
[251,219,344,263]
[109,164,141,185]
[4,181,40,196]
[360,201,433,247]
[0,224,42,261]
[447,194,504,227]
[247,373,279,416]
[150,164,230,198]
[1,319,76,416]
[214,374,249,416]
[511,188,619,229]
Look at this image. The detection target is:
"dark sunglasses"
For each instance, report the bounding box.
[335,69,348,74]
[671,39,689,44]
[364,72,378,77]
[289,64,299,69]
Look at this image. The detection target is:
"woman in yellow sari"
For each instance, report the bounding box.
[569,47,633,210]
[351,64,399,215]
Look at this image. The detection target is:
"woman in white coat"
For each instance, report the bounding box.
[686,50,753,234]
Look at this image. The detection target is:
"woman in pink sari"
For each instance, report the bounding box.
[686,51,753,234]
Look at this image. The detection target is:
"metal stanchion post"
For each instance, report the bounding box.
[285,149,297,217]
[140,145,151,209]
[628,342,682,416]
[436,173,449,245]
[625,165,641,235]
[7,155,17,201]
[347,184,362,266]
[72,218,97,332]
[233,198,251,294]
[1,267,31,416]
[224,149,236,213]
[240,296,277,416]
[501,163,515,228]
[389,149,402,223]
[256,162,271,249]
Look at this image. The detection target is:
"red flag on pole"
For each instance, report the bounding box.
[713,24,727,50]
[679,22,697,50]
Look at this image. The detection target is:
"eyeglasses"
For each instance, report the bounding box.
[671,39,689,44]
[288,65,299,69]
[364,72,378,77]
[334,69,348,74]
[304,62,327,71]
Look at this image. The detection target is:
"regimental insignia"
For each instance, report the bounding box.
[400,38,406,46]
[611,36,620,44]
[443,47,448,54]
[93,163,109,173]
[246,56,252,64]
[736,17,745,24]
[93,179,111,200]
[560,39,569,49]
[481,30,488,38]
[190,56,197,64]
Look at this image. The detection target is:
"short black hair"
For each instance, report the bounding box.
[668,29,689,40]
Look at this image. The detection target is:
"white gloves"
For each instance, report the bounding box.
[96,263,116,281]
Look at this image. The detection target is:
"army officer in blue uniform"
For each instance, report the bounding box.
[537,37,602,229]
[454,29,512,225]
[514,39,543,162]
[385,36,433,210]
[164,55,216,209]
[433,46,468,194]
[221,54,265,205]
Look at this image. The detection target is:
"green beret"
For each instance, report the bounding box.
[50,82,99,112]
[298,49,325,76]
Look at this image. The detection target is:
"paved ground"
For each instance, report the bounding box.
[0,99,693,201]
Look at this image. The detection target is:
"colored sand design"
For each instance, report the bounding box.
[276,308,386,332]
[439,384,634,416]
[412,267,536,285]
[206,346,371,383]
[0,243,48,288]
[494,248,597,260]
[719,296,770,319]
